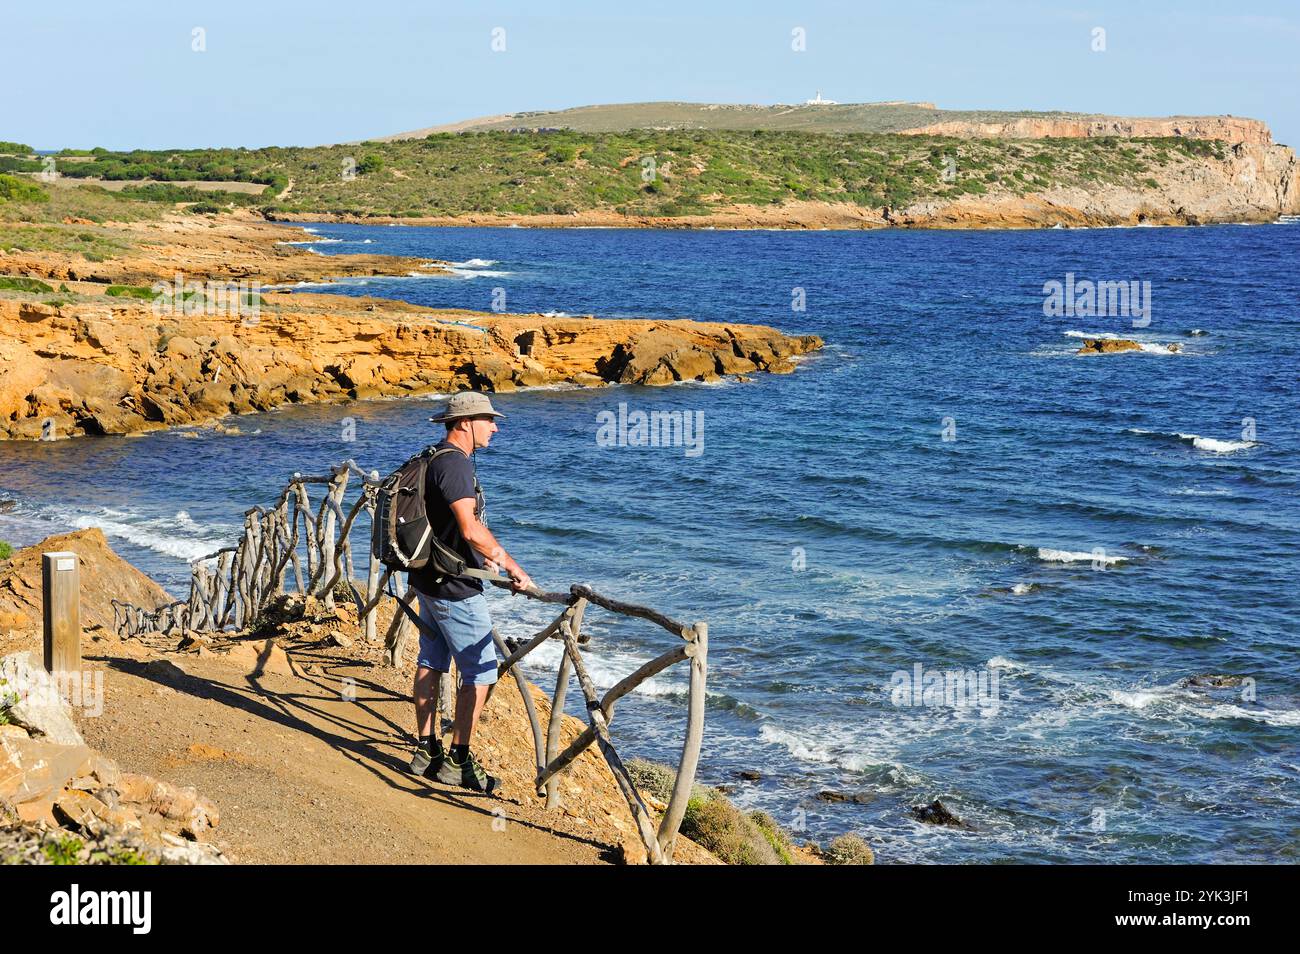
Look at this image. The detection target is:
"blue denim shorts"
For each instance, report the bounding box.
[414,592,499,686]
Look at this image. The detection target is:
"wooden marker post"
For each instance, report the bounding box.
[42,551,81,675]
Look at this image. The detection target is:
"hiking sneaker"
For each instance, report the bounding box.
[436,749,500,795]
[409,738,445,778]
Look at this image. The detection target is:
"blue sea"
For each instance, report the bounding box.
[3,221,1297,863]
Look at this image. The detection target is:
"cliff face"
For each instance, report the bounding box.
[887,140,1300,228]
[900,115,1274,145]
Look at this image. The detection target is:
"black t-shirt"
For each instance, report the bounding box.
[407,441,486,601]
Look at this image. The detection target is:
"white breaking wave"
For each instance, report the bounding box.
[1035,548,1128,565]
[1036,548,1125,565]
[439,258,511,279]
[1199,704,1300,727]
[1128,428,1256,454]
[758,722,926,781]
[1107,686,1300,727]
[448,266,512,279]
[1187,436,1254,453]
[278,237,373,246]
[56,506,232,562]
[512,381,583,392]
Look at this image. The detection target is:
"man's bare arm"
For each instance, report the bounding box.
[448,497,532,592]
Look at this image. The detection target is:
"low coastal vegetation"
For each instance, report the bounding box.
[0,131,1227,220]
[626,757,872,864]
[0,173,48,204]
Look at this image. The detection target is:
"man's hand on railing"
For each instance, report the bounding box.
[508,567,533,594]
[485,553,530,594]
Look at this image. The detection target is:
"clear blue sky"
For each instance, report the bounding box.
[6,0,1298,149]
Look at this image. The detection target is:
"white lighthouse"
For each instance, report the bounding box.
[805,90,838,105]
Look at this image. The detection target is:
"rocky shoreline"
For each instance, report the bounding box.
[0,215,821,441]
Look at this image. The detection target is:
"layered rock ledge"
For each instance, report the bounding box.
[0,217,821,441]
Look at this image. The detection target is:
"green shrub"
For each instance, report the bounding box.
[626,757,676,801]
[0,174,47,203]
[105,284,156,300]
[546,144,578,164]
[681,791,781,865]
[0,157,43,173]
[0,141,33,155]
[824,833,874,865]
[0,277,55,294]
[0,540,12,560]
[357,154,384,176]
[749,809,795,864]
[43,834,84,865]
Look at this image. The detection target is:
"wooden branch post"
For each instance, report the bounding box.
[560,628,665,865]
[658,622,708,860]
[42,551,81,676]
[492,628,545,782]
[543,598,584,809]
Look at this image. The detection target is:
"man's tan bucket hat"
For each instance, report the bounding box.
[429,390,506,424]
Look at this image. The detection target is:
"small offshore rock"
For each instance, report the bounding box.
[1077,337,1143,355]
[1181,673,1246,689]
[911,799,971,829]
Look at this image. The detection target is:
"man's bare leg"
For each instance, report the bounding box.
[451,684,490,746]
[414,666,443,738]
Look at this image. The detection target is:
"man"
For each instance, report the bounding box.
[407,391,532,795]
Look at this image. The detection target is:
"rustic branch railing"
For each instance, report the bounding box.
[109,458,708,864]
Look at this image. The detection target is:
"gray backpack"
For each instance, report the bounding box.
[372,447,484,580]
